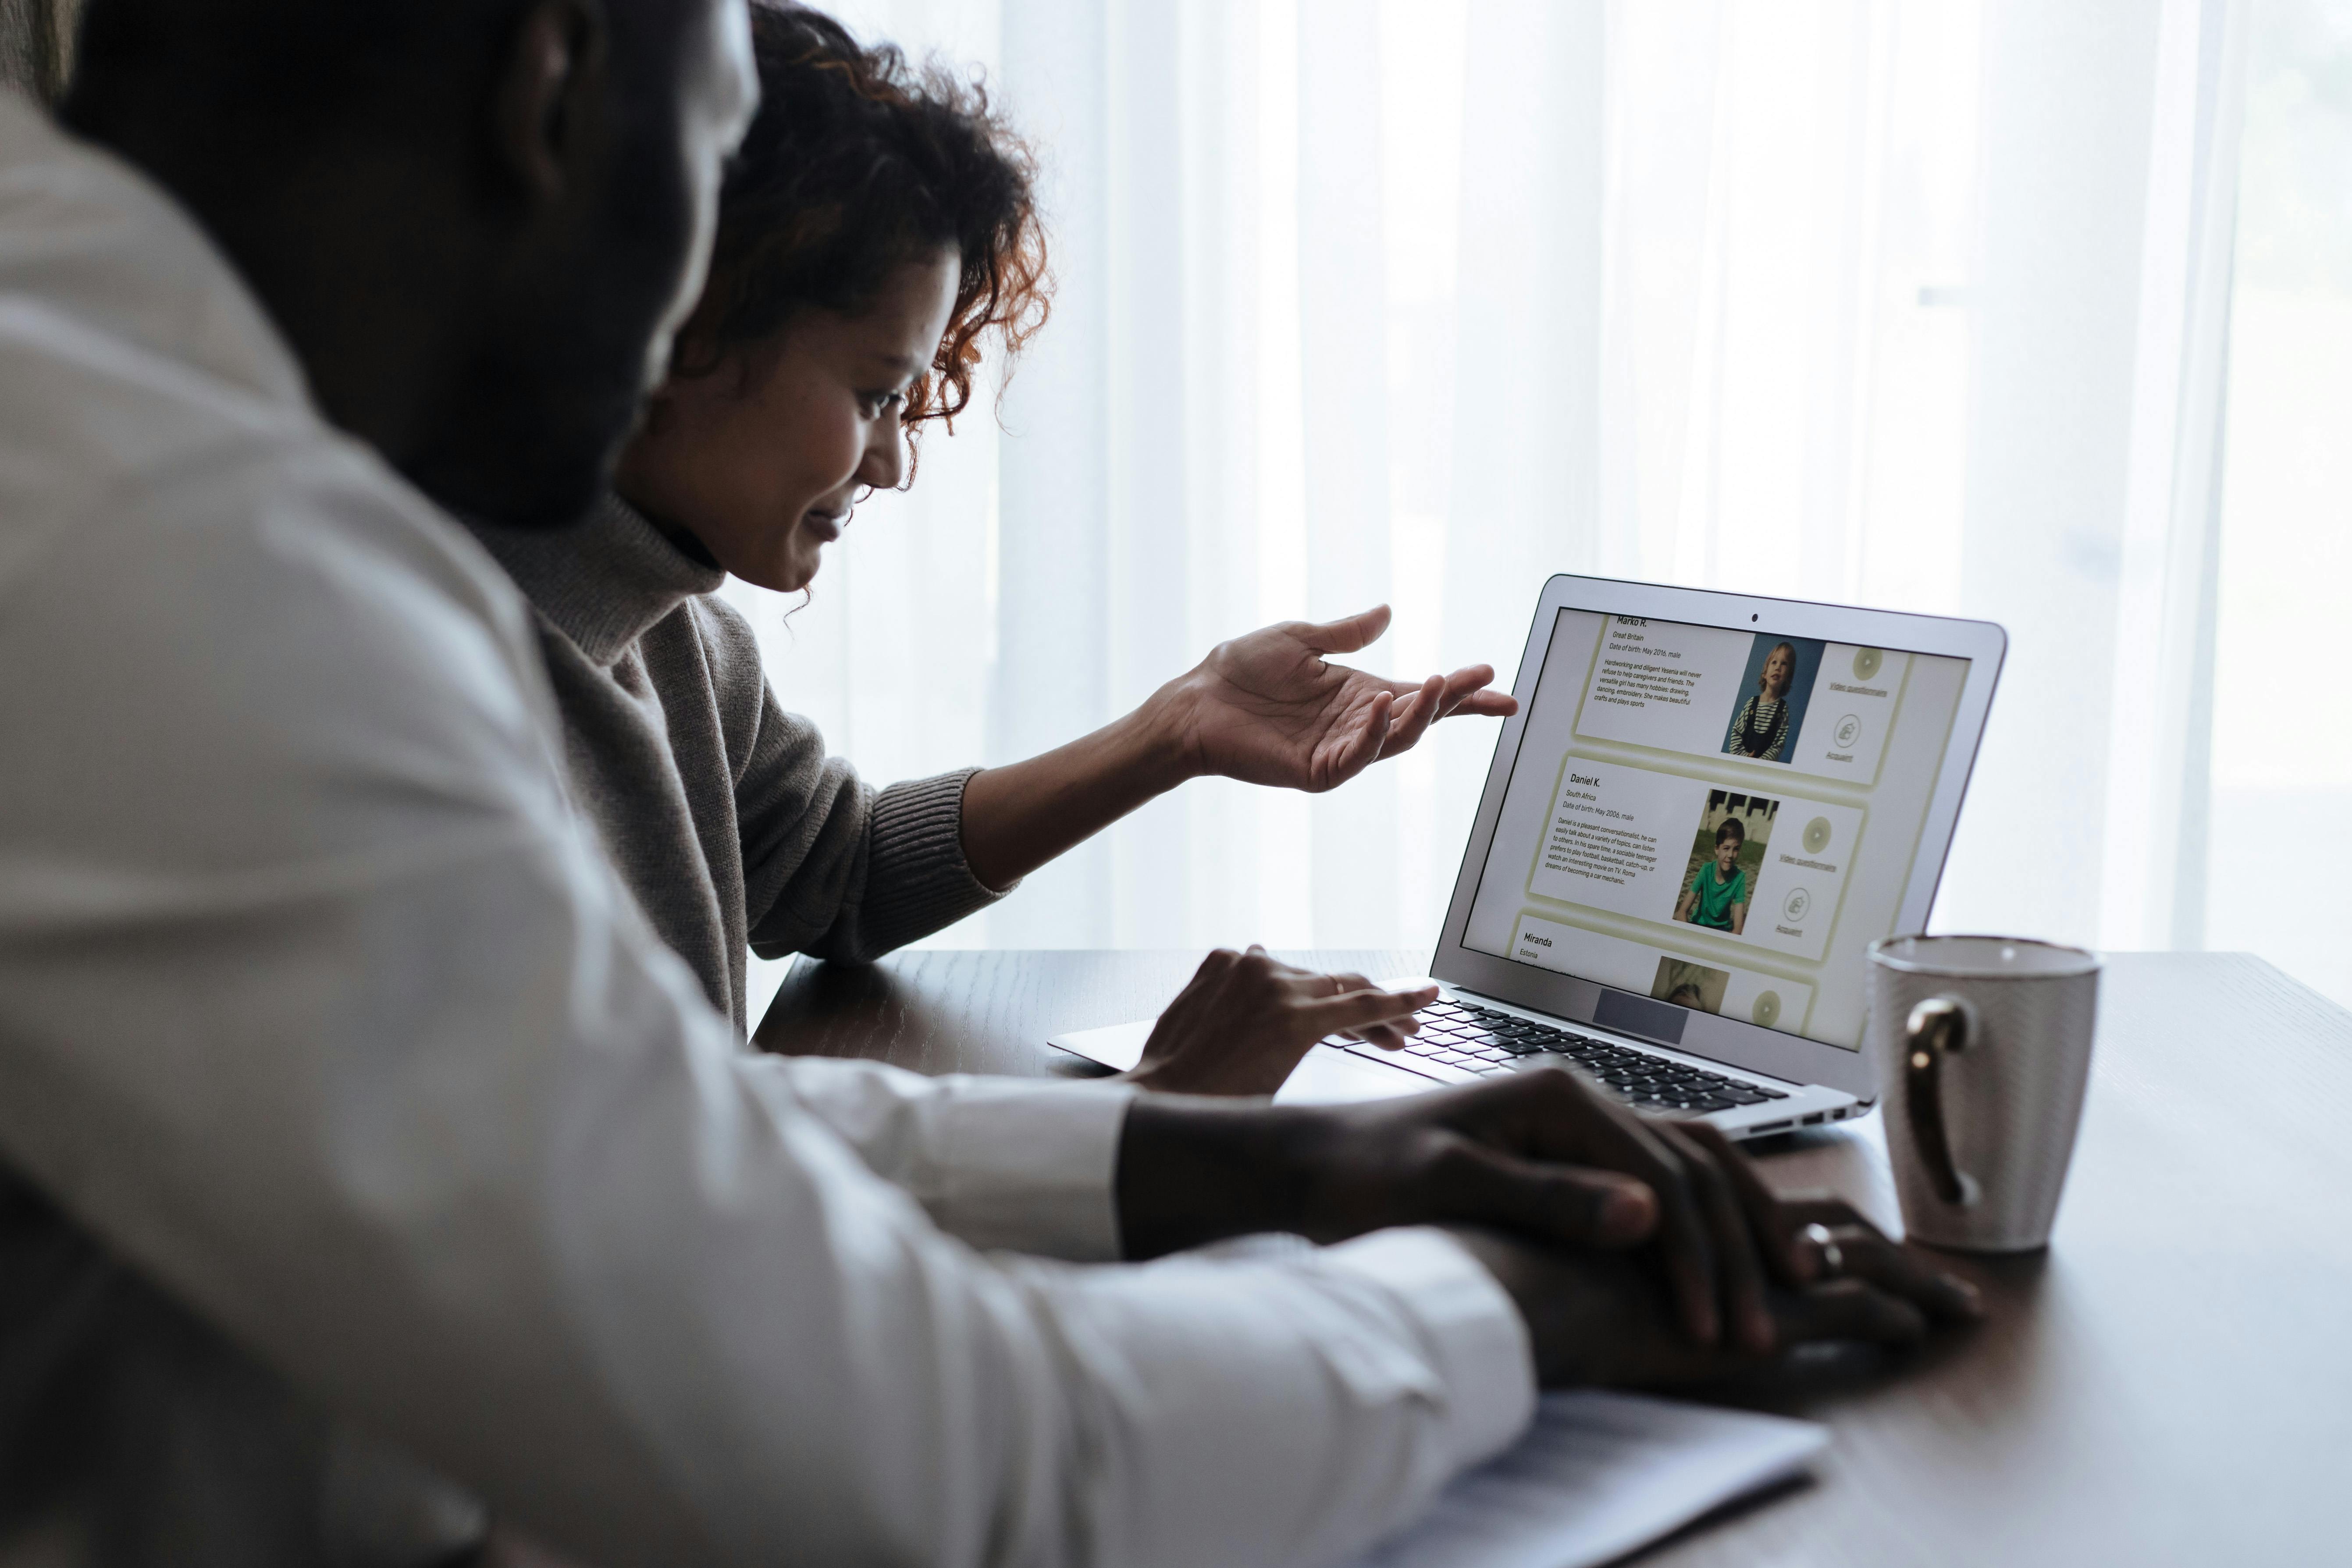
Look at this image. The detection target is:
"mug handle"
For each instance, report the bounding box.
[1905,997,1979,1207]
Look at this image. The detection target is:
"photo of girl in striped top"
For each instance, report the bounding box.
[1724,638,1821,763]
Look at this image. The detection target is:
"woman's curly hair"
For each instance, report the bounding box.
[673,3,1051,444]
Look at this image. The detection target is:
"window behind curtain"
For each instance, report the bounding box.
[2206,0,2352,1007]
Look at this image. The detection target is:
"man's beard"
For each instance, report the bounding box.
[397,148,698,533]
[401,316,651,532]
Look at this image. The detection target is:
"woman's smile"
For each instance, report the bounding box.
[615,249,958,595]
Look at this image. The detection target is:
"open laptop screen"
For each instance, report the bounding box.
[1458,609,1974,1051]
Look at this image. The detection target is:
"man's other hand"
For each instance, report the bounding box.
[1444,1227,1971,1388]
[1117,1069,1982,1353]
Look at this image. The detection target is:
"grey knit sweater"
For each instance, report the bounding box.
[466,495,1007,1034]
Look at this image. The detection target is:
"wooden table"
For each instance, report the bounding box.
[758,949,2352,1566]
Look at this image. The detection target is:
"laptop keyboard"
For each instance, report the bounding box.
[1338,998,1791,1116]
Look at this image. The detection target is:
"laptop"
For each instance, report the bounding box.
[1051,575,2006,1138]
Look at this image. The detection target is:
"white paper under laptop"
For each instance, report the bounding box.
[1349,1391,1827,1568]
[1055,576,2005,1137]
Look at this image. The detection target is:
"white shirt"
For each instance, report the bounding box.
[0,96,1534,1567]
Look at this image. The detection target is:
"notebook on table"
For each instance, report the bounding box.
[1352,1391,1828,1568]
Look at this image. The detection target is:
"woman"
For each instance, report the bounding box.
[467,3,1514,1092]
[1725,642,1797,762]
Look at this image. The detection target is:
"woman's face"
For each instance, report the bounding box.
[1763,646,1794,696]
[617,248,961,592]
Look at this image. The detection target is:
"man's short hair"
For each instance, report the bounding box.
[67,0,671,149]
[64,0,728,533]
[71,2,491,135]
[1715,817,1747,847]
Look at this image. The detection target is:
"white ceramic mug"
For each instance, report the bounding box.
[1865,935,2099,1252]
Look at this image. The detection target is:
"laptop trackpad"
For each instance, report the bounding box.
[1273,1045,1423,1104]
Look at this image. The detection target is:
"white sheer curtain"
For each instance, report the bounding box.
[726,0,2248,987]
[2201,0,2352,1009]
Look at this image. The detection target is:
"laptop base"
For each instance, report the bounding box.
[1048,980,1861,1138]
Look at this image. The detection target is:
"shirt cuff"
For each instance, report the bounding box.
[906,1076,1136,1263]
[1320,1227,1537,1472]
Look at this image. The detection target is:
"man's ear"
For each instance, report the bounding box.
[489,0,611,203]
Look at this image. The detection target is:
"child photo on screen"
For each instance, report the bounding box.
[1675,791,1779,936]
[1722,636,1824,762]
[1650,956,1732,1013]
[1676,818,1752,933]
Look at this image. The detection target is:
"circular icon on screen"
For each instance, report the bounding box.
[1853,647,1884,679]
[1751,991,1783,1028]
[1833,713,1862,748]
[1803,816,1833,854]
[1782,887,1812,922]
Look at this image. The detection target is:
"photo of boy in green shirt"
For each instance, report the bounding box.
[1676,818,1752,934]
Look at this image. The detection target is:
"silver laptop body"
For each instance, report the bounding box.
[1053,575,2006,1139]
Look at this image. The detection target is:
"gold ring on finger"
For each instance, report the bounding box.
[1801,1221,1844,1278]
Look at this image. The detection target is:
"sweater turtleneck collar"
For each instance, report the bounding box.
[467,493,728,668]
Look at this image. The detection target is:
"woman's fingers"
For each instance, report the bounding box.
[1448,688,1520,717]
[1324,972,1393,1021]
[1326,689,1395,784]
[1431,665,1500,717]
[1300,604,1392,656]
[1381,668,1513,754]
[1320,971,1416,1050]
[1299,982,1436,1042]
[1434,664,1516,719]
[1381,675,1446,756]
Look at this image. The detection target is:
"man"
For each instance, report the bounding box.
[0,1,1971,1564]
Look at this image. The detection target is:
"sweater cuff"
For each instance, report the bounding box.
[858,769,1013,949]
[1320,1228,1537,1472]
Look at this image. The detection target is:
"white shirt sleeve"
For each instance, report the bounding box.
[0,449,1535,1568]
[736,1055,1136,1261]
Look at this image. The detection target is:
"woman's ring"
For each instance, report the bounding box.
[1801,1222,1844,1278]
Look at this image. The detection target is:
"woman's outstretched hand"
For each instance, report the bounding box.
[1151,606,1519,792]
[955,606,1517,890]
